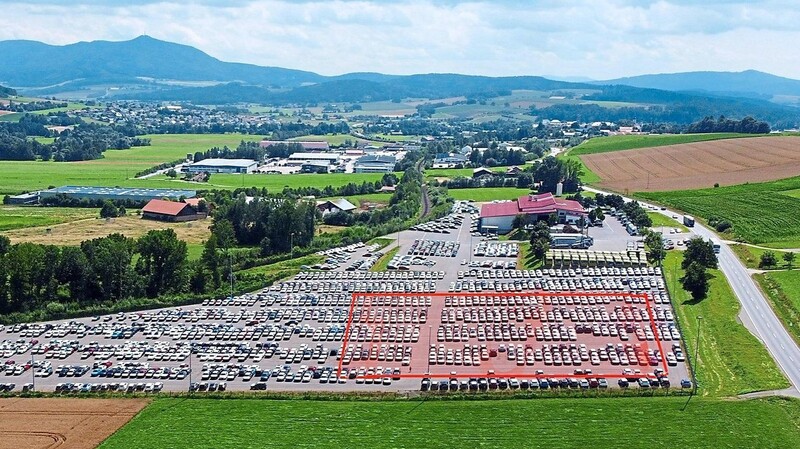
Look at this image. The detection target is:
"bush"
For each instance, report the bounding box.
[714,220,732,233]
[759,251,778,269]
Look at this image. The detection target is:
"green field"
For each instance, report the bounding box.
[662,252,789,396]
[0,205,99,231]
[319,193,393,206]
[446,187,532,202]
[755,271,800,346]
[568,133,754,156]
[0,112,22,122]
[0,134,398,194]
[639,176,800,247]
[100,397,800,449]
[647,211,688,232]
[425,166,507,179]
[730,244,796,270]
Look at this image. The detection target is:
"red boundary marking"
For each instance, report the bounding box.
[337,290,671,380]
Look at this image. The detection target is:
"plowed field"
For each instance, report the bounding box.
[581,136,800,192]
[0,398,148,449]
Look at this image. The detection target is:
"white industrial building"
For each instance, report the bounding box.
[184,158,257,174]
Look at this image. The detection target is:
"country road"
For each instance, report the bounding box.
[583,186,800,393]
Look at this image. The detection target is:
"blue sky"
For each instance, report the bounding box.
[2,0,799,79]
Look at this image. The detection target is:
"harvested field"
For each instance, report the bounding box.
[5,215,211,246]
[581,136,800,192]
[0,398,148,449]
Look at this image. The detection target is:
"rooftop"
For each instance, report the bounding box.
[142,199,192,216]
[42,186,196,198]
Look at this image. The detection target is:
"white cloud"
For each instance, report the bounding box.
[0,0,798,79]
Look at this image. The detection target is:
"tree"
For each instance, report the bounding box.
[166,168,177,178]
[211,219,236,250]
[681,261,710,301]
[100,200,119,218]
[547,213,558,226]
[512,214,529,231]
[682,237,718,270]
[643,230,667,266]
[0,235,9,256]
[759,251,778,269]
[136,229,188,298]
[201,235,221,289]
[531,238,550,263]
[784,252,796,269]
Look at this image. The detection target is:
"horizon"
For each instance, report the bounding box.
[1,0,798,80]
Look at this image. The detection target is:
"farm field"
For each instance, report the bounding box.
[0,133,264,194]
[0,206,99,231]
[581,136,800,192]
[568,133,752,156]
[0,398,148,449]
[99,397,800,449]
[662,252,789,396]
[755,271,800,346]
[639,176,800,247]
[318,193,393,207]
[4,214,211,246]
[446,187,532,202]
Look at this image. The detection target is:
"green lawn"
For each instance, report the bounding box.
[370,245,400,271]
[446,187,532,202]
[639,176,800,247]
[100,397,800,449]
[568,133,755,156]
[0,134,264,194]
[425,166,508,179]
[0,112,22,122]
[320,193,393,207]
[0,205,98,231]
[662,252,789,396]
[730,244,796,270]
[647,211,688,232]
[755,270,800,346]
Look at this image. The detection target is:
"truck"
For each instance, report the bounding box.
[683,215,695,227]
[550,233,594,249]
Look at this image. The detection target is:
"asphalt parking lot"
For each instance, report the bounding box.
[0,201,691,394]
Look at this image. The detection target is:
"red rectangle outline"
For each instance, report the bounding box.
[337,291,669,380]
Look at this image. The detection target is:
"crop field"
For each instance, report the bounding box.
[99,397,800,449]
[568,133,752,156]
[4,214,211,246]
[446,187,532,202]
[0,398,148,449]
[662,252,789,396]
[581,136,800,192]
[755,271,800,346]
[0,206,99,231]
[639,176,800,247]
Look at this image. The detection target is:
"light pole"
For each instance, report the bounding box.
[30,351,35,392]
[427,325,432,374]
[290,232,296,259]
[188,350,193,392]
[693,316,702,395]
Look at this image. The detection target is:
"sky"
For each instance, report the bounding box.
[1,0,799,80]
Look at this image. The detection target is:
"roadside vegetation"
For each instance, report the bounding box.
[646,211,687,232]
[755,271,800,346]
[662,252,789,396]
[370,246,400,272]
[99,397,800,449]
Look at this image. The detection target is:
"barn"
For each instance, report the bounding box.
[141,199,205,222]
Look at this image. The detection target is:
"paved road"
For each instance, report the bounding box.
[583,186,800,392]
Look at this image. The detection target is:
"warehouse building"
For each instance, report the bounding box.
[479,193,586,234]
[287,153,341,165]
[316,198,357,215]
[184,158,257,174]
[39,186,196,202]
[354,155,396,173]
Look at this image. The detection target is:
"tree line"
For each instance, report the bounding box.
[0,231,189,315]
[686,116,770,134]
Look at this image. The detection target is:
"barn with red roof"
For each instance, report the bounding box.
[141,199,206,222]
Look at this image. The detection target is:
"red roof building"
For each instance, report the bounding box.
[142,199,205,222]
[480,193,586,233]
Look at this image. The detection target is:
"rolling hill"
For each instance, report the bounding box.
[598,70,800,103]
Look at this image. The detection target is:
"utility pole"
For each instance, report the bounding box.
[30,351,35,392]
[427,325,432,374]
[188,350,193,392]
[290,232,296,259]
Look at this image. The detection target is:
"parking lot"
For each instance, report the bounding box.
[0,201,690,394]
